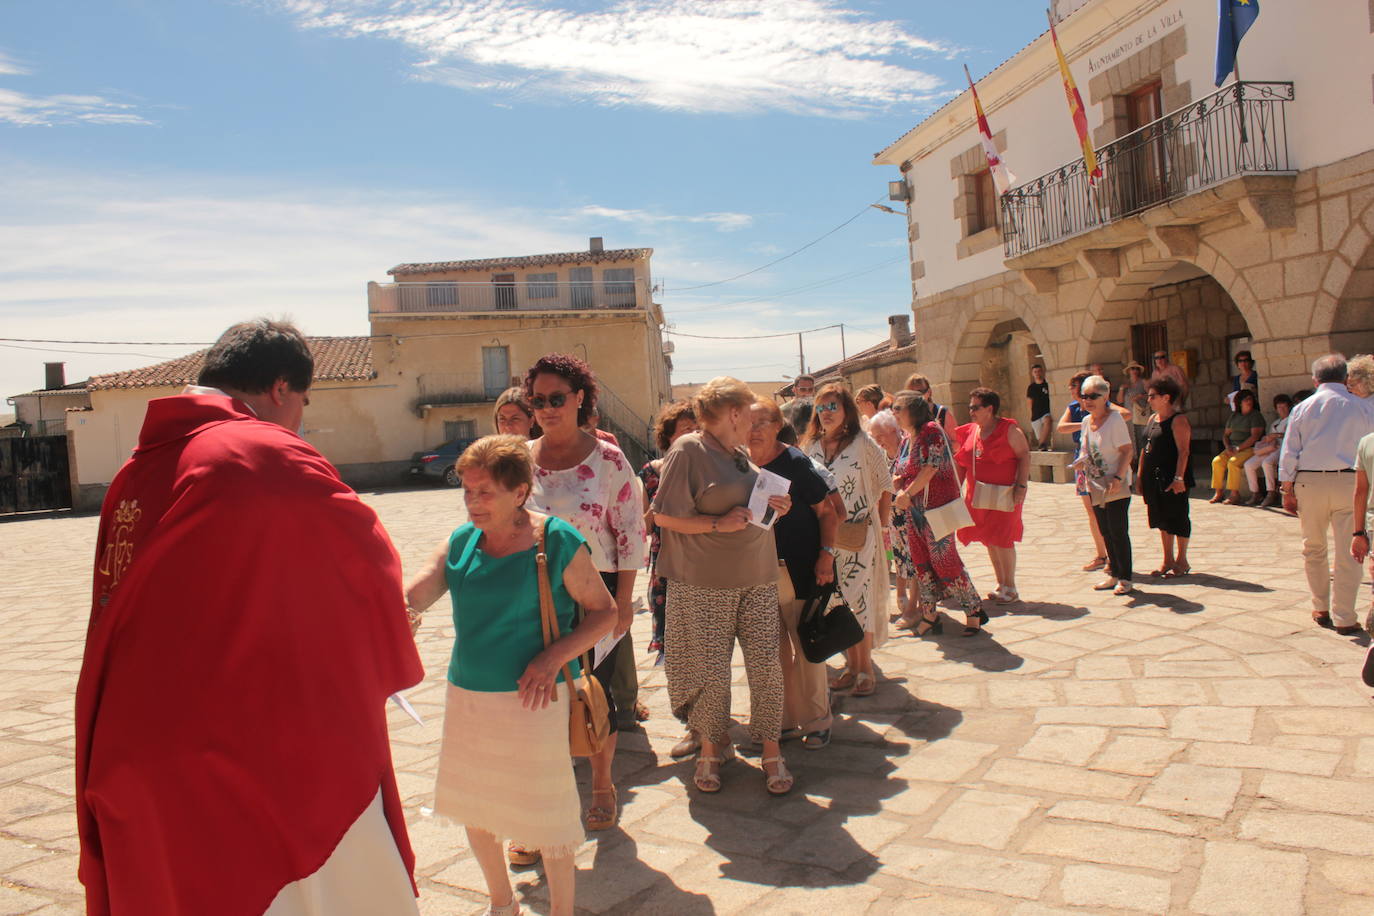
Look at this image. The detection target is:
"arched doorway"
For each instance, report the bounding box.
[948,291,1052,442]
[1086,260,1256,443]
[1329,232,1374,357]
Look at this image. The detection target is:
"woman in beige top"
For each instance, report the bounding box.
[651,377,795,796]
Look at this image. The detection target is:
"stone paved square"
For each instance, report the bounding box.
[3,481,1373,914]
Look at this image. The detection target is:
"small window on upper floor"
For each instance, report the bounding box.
[970,169,999,236]
[603,268,635,306]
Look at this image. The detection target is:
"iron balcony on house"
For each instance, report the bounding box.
[368,276,646,315]
[1001,81,1296,262]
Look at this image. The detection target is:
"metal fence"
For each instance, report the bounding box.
[1002,81,1295,258]
[369,279,645,314]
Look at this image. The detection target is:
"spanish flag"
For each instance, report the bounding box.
[1049,15,1101,184]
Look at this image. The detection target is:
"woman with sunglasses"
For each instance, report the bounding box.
[1077,375,1136,594]
[1137,376,1193,577]
[494,387,540,440]
[955,387,1030,609]
[522,354,646,848]
[803,383,893,695]
[652,377,795,796]
[1057,371,1110,571]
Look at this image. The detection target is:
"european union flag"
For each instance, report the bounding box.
[1215,0,1260,86]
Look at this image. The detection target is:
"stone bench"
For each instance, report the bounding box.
[1029,450,1074,484]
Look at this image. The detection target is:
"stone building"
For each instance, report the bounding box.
[874,0,1374,447]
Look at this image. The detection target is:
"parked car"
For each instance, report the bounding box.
[410,438,476,487]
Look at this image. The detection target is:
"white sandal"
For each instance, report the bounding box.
[762,756,794,796]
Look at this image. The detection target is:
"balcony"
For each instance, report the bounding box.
[1001,81,1295,261]
[369,277,646,315]
[414,372,505,412]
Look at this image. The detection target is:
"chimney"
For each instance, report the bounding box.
[44,362,66,390]
[888,314,912,349]
[589,236,604,253]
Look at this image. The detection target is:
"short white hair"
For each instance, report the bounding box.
[867,408,900,439]
[1081,374,1110,397]
[1347,354,1374,395]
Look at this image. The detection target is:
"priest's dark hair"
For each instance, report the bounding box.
[198,319,314,394]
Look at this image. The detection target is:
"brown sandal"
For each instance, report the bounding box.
[585,787,617,830]
[1082,556,1107,571]
[507,843,540,867]
[829,669,856,690]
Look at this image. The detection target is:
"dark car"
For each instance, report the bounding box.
[410,438,476,487]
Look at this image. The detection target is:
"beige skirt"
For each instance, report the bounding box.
[433,683,584,855]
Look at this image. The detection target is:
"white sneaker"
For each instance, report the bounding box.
[1113,580,1134,595]
[1092,578,1119,591]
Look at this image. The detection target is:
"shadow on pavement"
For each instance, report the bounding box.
[995,601,1090,621]
[924,625,1025,672]
[1175,572,1273,593]
[1126,588,1205,614]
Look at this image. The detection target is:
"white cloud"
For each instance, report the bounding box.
[575,204,752,231]
[0,51,29,76]
[272,0,949,116]
[0,89,154,126]
[0,169,585,396]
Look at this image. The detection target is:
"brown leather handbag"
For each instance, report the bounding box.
[535,520,610,757]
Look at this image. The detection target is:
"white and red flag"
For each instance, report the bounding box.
[965,64,1016,194]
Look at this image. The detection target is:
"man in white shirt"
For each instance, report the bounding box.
[1279,354,1374,634]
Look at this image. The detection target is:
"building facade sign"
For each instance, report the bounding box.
[1086,6,1185,74]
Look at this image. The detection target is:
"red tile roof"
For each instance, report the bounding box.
[87,337,375,391]
[388,247,653,276]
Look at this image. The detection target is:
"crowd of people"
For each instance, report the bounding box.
[73,318,1374,915]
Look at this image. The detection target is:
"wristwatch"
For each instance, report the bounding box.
[820,545,836,556]
[1355,530,1369,539]
[1173,476,1184,482]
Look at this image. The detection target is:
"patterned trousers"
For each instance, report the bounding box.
[664,579,783,744]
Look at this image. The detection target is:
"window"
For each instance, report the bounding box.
[1131,320,1168,369]
[570,267,594,309]
[603,268,635,307]
[492,273,517,310]
[1127,80,1163,132]
[444,419,476,442]
[527,272,557,299]
[970,169,998,235]
[482,346,510,399]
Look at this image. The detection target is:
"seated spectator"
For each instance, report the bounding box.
[1244,393,1292,508]
[1210,389,1265,505]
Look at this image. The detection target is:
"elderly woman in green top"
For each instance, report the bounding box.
[405,435,615,916]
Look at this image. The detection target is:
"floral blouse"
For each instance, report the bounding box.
[528,442,647,574]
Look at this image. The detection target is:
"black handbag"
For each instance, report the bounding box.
[797,582,865,664]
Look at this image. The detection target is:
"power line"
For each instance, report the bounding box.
[666,323,844,341]
[666,255,906,315]
[663,197,886,292]
[0,342,173,359]
[0,337,212,346]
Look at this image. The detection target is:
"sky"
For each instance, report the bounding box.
[0,0,1048,402]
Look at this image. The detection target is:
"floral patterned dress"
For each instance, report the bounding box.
[527,442,647,575]
[895,421,980,612]
[890,437,916,580]
[638,459,667,653]
[805,432,891,644]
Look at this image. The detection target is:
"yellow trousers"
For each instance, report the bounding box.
[1211,448,1254,491]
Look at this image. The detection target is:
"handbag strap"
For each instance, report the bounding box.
[921,427,960,501]
[533,518,579,702]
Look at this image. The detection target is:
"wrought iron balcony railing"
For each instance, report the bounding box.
[369,277,646,315]
[1001,81,1295,258]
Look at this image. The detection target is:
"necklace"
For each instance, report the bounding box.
[704,430,750,474]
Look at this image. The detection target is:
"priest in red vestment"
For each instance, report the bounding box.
[75,320,425,916]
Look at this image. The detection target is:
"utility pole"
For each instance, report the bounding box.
[840,324,847,365]
[797,333,806,375]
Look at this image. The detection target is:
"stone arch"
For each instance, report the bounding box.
[1077,238,1261,436]
[944,279,1056,430]
[1318,194,1374,355]
[1076,236,1270,371]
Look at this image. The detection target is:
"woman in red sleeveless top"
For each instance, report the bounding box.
[954,387,1031,611]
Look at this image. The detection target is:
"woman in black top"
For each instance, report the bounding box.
[748,397,839,748]
[1137,376,1194,577]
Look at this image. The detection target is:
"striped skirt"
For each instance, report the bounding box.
[433,683,584,856]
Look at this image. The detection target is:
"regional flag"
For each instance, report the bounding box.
[965,65,1016,194]
[1215,0,1260,86]
[1049,17,1101,184]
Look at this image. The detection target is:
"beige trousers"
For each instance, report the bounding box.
[262,787,418,916]
[1295,473,1361,627]
[777,563,834,736]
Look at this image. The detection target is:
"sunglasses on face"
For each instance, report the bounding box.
[1080,393,1104,401]
[968,403,987,411]
[529,392,571,410]
[1153,354,1167,360]
[815,402,841,413]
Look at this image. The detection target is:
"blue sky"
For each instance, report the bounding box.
[0,0,1046,400]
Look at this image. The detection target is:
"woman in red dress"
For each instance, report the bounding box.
[954,387,1031,607]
